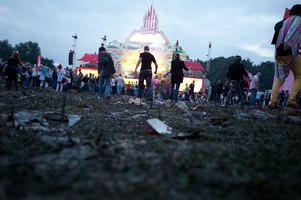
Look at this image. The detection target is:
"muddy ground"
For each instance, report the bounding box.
[0,81,301,200]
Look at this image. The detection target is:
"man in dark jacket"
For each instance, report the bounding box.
[167,53,189,102]
[225,55,248,106]
[98,47,116,99]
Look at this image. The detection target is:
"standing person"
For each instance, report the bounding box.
[222,81,230,105]
[4,52,23,90]
[216,80,224,104]
[268,4,301,109]
[240,75,249,103]
[269,4,301,110]
[249,72,261,106]
[76,68,83,93]
[31,64,38,88]
[135,45,158,100]
[165,53,189,102]
[39,62,52,90]
[88,74,97,93]
[188,80,196,102]
[98,46,116,99]
[116,74,124,96]
[51,67,58,89]
[225,55,248,106]
[184,83,190,101]
[111,76,116,95]
[56,64,65,92]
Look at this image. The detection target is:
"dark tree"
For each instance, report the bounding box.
[0,40,14,60]
[15,41,41,64]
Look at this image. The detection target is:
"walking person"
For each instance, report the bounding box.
[39,62,52,91]
[269,4,301,110]
[135,45,158,101]
[56,64,65,92]
[249,72,261,106]
[116,74,124,96]
[4,52,23,91]
[188,80,196,102]
[225,55,249,106]
[31,64,39,88]
[98,46,116,99]
[111,76,116,95]
[165,53,189,102]
[76,68,83,93]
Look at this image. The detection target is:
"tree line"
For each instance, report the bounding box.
[0,39,55,68]
[0,39,275,91]
[200,57,275,91]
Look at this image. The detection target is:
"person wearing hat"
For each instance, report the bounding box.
[135,46,158,100]
[269,4,301,110]
[224,55,249,106]
[98,46,116,99]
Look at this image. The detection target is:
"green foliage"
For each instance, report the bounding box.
[0,39,55,68]
[15,41,41,64]
[0,39,14,60]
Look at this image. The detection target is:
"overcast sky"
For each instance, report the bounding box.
[0,0,300,66]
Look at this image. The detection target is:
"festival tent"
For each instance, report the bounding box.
[78,53,98,63]
[184,61,205,71]
[272,7,294,92]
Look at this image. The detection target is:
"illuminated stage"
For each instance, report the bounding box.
[78,4,205,92]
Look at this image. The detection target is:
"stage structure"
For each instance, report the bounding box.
[78,4,206,91]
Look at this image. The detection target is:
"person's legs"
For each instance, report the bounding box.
[225,80,237,105]
[270,78,284,107]
[13,73,19,90]
[98,75,105,98]
[174,83,180,102]
[117,85,121,95]
[170,82,175,100]
[56,83,59,91]
[237,85,246,105]
[249,88,257,105]
[138,71,146,98]
[105,74,112,97]
[145,71,153,98]
[287,55,301,106]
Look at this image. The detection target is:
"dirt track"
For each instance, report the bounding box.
[1,83,301,200]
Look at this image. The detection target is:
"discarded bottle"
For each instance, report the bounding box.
[152,99,165,107]
[175,101,189,113]
[146,118,199,139]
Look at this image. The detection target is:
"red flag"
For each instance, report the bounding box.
[283,8,290,19]
[37,54,41,66]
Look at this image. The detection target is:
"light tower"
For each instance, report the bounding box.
[72,34,78,71]
[206,42,212,73]
[101,35,107,47]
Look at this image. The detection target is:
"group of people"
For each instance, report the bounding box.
[222,55,263,107]
[1,4,300,111]
[0,52,97,93]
